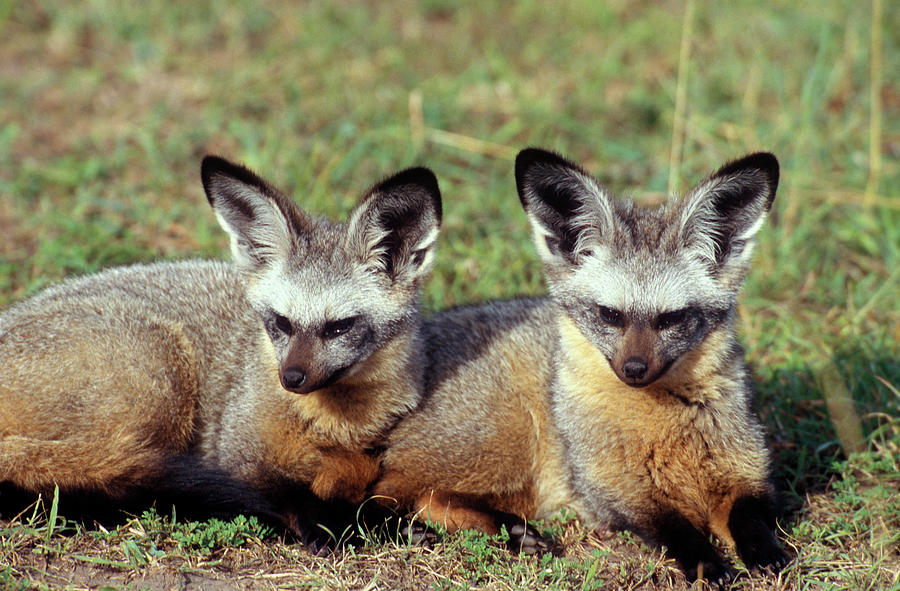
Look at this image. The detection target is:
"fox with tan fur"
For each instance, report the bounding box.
[0,156,441,538]
[376,149,787,582]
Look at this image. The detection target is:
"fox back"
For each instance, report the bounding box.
[0,157,441,538]
[516,148,788,582]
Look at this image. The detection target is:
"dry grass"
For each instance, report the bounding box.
[1,0,898,589]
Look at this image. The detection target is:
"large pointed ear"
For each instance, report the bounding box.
[201,156,307,271]
[347,167,442,283]
[677,152,778,274]
[514,148,614,267]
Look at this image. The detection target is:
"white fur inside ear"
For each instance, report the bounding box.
[737,213,766,242]
[527,215,563,265]
[211,182,293,268]
[678,174,769,270]
[359,223,392,271]
[677,178,720,266]
[521,167,615,267]
[573,170,616,234]
[214,210,254,267]
[409,225,439,277]
[348,190,440,279]
[347,197,389,270]
[525,207,600,267]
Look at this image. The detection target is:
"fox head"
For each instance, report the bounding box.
[201,156,441,395]
[515,148,777,388]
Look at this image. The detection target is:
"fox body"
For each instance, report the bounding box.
[378,149,786,580]
[375,298,580,541]
[0,157,441,533]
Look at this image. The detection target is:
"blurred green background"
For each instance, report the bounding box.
[0,0,898,502]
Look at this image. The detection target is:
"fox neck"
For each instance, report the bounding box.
[555,315,739,407]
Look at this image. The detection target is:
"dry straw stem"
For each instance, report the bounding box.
[667,0,695,197]
[864,0,883,206]
[740,63,763,148]
[409,89,425,150]
[816,361,866,456]
[853,265,900,326]
[426,128,518,161]
[795,188,900,210]
[408,89,518,160]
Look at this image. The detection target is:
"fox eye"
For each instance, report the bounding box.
[597,306,625,327]
[656,309,688,330]
[323,316,357,339]
[273,313,293,335]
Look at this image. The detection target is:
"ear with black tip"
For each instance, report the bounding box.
[348,167,442,283]
[678,152,779,273]
[514,148,613,267]
[201,156,307,270]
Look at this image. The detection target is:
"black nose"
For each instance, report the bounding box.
[622,357,648,380]
[281,367,307,390]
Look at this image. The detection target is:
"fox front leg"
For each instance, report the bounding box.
[728,494,789,572]
[310,449,381,503]
[654,509,732,585]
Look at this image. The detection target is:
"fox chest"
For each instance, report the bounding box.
[560,385,740,527]
[602,404,724,484]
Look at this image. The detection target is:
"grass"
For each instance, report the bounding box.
[1,0,898,589]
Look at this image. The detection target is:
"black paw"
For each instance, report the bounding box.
[729,494,789,573]
[294,517,357,555]
[304,531,338,556]
[507,522,555,555]
[684,556,733,588]
[284,505,357,554]
[741,539,790,573]
[654,508,732,586]
[399,520,439,547]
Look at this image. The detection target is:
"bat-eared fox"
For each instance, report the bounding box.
[376,148,787,583]
[0,156,441,542]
